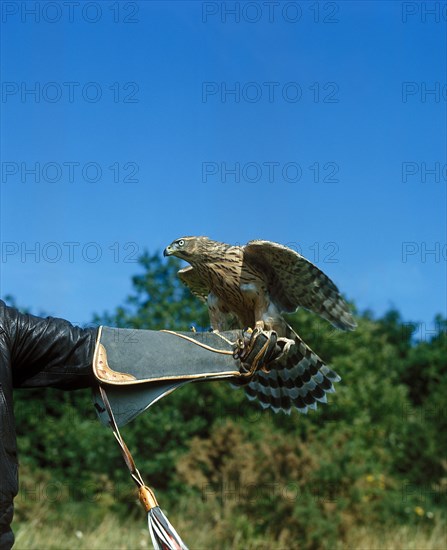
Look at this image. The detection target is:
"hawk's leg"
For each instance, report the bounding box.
[260,314,295,362]
[239,283,271,332]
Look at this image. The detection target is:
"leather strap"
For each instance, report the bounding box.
[160,329,235,355]
[99,385,157,510]
[160,328,282,377]
[233,328,281,375]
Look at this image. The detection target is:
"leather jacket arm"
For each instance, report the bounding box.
[0,300,98,390]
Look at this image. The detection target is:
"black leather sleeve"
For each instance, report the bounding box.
[0,301,98,390]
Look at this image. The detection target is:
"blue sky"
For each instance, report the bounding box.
[0,1,445,332]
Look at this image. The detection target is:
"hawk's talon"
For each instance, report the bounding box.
[269,336,295,363]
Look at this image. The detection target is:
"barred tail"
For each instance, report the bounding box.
[241,326,341,415]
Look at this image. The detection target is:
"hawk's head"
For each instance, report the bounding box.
[163,236,209,261]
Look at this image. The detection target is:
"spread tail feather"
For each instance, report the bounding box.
[234,324,340,415]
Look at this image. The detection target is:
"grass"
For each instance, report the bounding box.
[343,524,446,550]
[12,513,446,550]
[11,479,446,550]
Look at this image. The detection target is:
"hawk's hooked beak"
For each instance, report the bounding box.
[163,246,172,257]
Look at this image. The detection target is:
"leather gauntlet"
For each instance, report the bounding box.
[92,326,282,426]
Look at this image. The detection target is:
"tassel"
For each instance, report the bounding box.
[99,386,189,550]
[139,486,188,550]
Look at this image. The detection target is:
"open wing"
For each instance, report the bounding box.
[243,240,356,331]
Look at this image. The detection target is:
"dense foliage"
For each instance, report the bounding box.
[11,252,446,548]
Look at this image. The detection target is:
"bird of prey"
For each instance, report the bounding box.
[164,236,356,415]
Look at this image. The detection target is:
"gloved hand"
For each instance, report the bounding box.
[233,328,286,377]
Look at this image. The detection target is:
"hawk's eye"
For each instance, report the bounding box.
[178,239,185,247]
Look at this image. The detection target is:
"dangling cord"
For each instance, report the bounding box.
[98,385,188,550]
[99,385,145,488]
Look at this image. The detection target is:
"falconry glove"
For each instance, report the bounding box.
[92,325,281,427]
